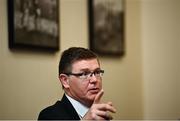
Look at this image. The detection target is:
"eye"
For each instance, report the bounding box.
[94,70,101,75]
[81,72,90,76]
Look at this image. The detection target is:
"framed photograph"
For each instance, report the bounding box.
[7,0,59,51]
[88,0,125,56]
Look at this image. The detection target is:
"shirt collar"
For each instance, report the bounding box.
[65,94,89,118]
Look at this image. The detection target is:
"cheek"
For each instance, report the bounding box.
[80,81,90,92]
[70,80,88,94]
[100,80,102,88]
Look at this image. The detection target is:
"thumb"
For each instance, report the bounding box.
[94,89,104,104]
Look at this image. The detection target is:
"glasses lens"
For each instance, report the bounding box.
[79,72,90,79]
[68,70,104,79]
[95,70,104,77]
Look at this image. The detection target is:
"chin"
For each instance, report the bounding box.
[87,94,96,101]
[85,99,94,107]
[85,90,99,102]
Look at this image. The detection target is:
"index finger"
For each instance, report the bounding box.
[94,89,104,104]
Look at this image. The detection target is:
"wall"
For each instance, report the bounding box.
[0,0,143,119]
[102,0,143,119]
[0,0,180,119]
[1,0,179,120]
[141,0,180,119]
[0,0,62,119]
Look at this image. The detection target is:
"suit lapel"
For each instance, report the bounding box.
[61,94,80,120]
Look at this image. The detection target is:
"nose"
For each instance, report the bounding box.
[89,73,98,83]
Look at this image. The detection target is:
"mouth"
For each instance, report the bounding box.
[88,88,100,94]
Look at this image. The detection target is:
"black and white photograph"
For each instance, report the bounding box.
[89,0,124,56]
[8,0,59,51]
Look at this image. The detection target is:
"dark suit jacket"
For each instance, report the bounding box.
[38,94,80,120]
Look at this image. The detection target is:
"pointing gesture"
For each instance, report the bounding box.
[83,89,116,120]
[94,89,104,104]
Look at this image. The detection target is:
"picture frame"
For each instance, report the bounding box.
[7,0,59,51]
[88,0,125,56]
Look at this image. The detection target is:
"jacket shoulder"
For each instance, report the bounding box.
[38,95,80,120]
[38,101,66,120]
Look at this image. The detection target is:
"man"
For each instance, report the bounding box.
[38,47,116,120]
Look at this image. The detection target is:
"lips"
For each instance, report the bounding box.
[88,88,99,94]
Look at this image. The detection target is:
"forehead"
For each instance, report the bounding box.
[71,59,100,71]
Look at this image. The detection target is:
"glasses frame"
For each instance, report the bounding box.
[64,69,104,79]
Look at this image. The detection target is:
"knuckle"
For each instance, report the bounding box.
[104,111,107,116]
[91,113,96,119]
[105,104,109,109]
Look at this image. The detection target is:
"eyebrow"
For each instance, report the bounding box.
[79,68,101,72]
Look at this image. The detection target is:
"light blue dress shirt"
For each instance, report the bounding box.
[65,94,89,119]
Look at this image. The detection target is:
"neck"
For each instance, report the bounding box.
[65,91,93,108]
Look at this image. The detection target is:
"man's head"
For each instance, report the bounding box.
[58,47,104,107]
[59,47,99,75]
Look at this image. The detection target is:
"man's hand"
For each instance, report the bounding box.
[83,89,116,120]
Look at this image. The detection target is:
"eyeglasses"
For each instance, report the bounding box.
[65,70,104,79]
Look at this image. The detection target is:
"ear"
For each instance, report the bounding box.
[59,74,70,89]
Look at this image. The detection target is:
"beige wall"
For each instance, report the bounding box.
[141,0,180,119]
[0,0,143,119]
[0,0,179,120]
